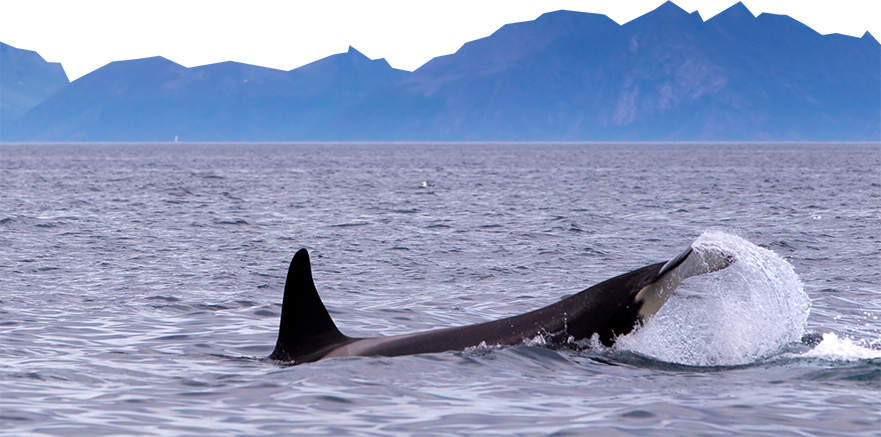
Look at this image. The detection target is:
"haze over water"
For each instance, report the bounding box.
[1,142,879,436]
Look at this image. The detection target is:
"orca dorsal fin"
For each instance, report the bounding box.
[269,249,350,363]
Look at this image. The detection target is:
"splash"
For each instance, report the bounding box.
[804,332,881,361]
[615,231,811,366]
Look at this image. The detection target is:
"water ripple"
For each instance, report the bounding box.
[0,142,879,436]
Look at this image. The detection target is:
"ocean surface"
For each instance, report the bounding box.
[0,142,879,436]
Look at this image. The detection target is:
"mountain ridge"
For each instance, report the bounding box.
[316,1,878,141]
[2,1,878,142]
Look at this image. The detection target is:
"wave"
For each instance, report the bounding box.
[803,332,881,361]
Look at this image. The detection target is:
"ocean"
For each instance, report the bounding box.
[1,142,879,436]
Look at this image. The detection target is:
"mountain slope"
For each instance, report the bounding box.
[3,1,878,142]
[0,42,69,139]
[7,47,409,141]
[322,1,880,141]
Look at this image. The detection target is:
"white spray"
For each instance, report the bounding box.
[615,231,811,366]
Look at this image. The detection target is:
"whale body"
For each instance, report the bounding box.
[269,243,733,364]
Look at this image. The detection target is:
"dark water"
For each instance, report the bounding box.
[1,142,879,436]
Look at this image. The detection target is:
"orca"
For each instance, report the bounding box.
[269,243,734,364]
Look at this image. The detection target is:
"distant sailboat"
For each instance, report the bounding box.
[174,135,178,142]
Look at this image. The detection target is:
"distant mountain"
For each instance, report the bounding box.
[0,42,69,137]
[5,47,409,141]
[2,1,879,142]
[322,1,880,141]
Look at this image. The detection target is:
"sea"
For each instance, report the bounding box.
[0,142,879,436]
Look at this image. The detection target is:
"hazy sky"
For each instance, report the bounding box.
[1,0,878,81]
[340,0,352,47]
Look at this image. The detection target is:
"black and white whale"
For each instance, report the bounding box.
[269,243,734,364]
